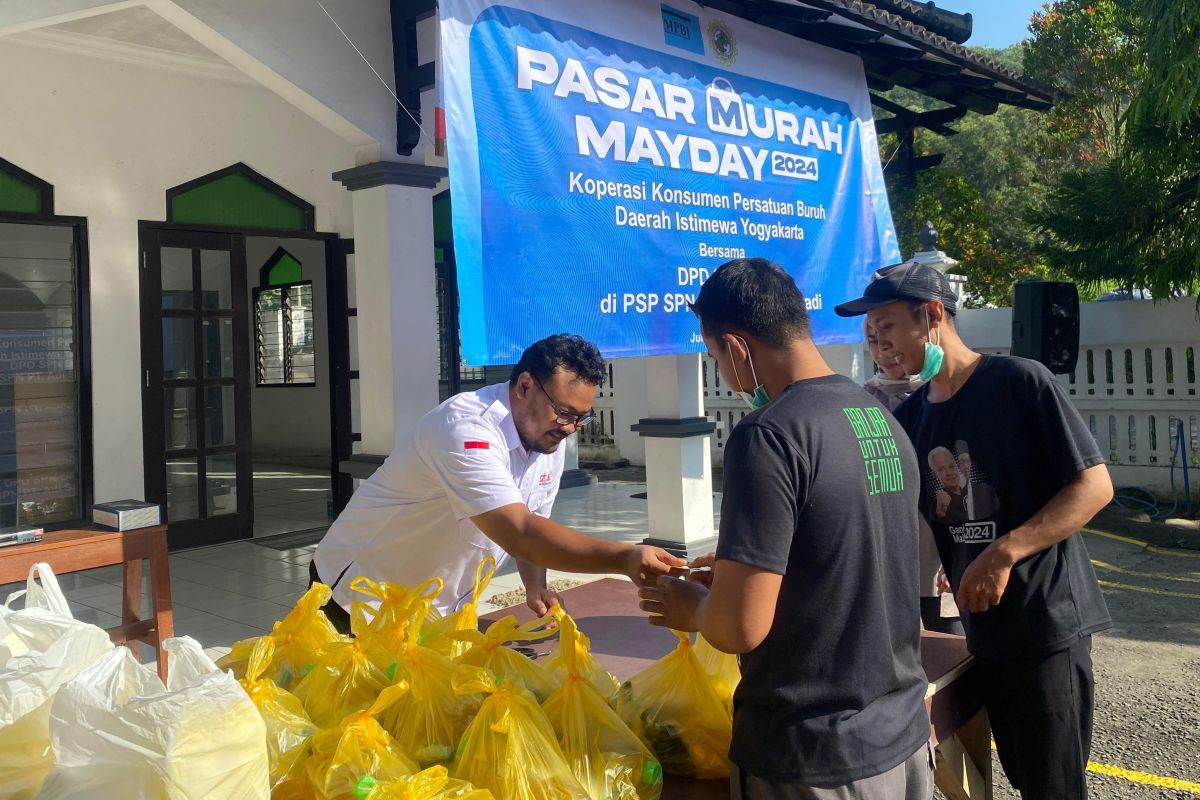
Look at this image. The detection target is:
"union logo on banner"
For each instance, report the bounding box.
[707,17,737,65]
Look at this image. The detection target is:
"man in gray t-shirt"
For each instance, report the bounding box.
[641,259,932,800]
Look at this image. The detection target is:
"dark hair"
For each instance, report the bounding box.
[509,334,606,387]
[688,258,811,346]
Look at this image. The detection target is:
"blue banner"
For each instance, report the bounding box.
[442,0,899,364]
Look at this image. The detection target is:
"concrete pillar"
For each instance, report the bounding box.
[560,434,596,488]
[634,354,717,558]
[613,357,649,465]
[333,162,446,453]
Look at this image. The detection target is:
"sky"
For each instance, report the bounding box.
[935,1,1046,49]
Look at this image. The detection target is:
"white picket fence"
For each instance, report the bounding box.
[579,299,1200,501]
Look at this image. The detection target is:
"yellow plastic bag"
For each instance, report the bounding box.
[451,668,591,800]
[293,605,396,729]
[541,606,619,702]
[453,614,561,703]
[613,631,731,779]
[220,582,347,690]
[350,576,443,655]
[694,634,740,718]
[241,637,317,789]
[379,597,484,770]
[354,766,495,800]
[304,683,420,800]
[271,778,316,800]
[421,558,496,658]
[543,611,662,800]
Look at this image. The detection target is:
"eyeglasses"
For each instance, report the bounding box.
[534,379,596,428]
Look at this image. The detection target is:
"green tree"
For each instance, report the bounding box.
[1023,0,1143,165]
[1031,0,1200,298]
[888,170,1049,307]
[878,43,1060,305]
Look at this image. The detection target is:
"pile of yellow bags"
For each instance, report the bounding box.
[226,558,735,799]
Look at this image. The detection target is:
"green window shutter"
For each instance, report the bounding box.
[267,251,303,285]
[433,194,452,241]
[169,169,310,231]
[259,247,303,287]
[0,169,43,215]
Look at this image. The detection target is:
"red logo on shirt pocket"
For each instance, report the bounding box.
[464,441,489,450]
[538,473,552,485]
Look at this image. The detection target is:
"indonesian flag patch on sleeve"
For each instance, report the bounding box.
[464,440,490,450]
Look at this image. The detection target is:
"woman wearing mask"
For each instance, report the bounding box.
[863,318,964,636]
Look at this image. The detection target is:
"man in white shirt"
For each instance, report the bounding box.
[311,334,684,630]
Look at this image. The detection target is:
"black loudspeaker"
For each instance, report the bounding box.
[1011,281,1080,374]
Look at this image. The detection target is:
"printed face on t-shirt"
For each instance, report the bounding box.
[921,439,1002,534]
[929,449,963,496]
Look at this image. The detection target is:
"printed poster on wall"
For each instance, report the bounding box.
[440,0,900,365]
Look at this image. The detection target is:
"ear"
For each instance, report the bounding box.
[514,371,533,397]
[926,300,947,327]
[723,333,748,361]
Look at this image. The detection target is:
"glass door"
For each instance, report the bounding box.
[140,228,251,549]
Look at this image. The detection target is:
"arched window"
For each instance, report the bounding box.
[253,248,314,386]
[1,158,86,529]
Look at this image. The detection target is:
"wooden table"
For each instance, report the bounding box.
[0,525,174,680]
[483,578,990,799]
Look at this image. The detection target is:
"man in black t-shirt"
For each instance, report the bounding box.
[640,259,932,799]
[836,262,1114,800]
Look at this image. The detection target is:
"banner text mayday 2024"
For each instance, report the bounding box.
[440,0,900,364]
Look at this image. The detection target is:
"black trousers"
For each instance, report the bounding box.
[977,636,1095,800]
[307,559,352,635]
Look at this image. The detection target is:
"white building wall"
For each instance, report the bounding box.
[156,0,400,158]
[0,38,357,503]
[956,300,1200,501]
[0,0,406,161]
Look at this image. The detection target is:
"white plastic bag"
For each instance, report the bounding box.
[5,562,73,617]
[0,563,113,800]
[1,561,76,663]
[39,636,270,799]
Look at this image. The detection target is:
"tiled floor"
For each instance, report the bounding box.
[1,481,721,658]
[252,462,332,538]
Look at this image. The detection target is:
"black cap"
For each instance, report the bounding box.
[834,260,959,317]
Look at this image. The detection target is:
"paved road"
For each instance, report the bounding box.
[986,529,1200,799]
[587,468,1200,796]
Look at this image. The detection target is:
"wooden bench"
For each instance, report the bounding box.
[0,525,174,680]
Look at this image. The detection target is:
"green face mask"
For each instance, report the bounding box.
[727,338,771,410]
[917,309,944,382]
[741,385,771,410]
